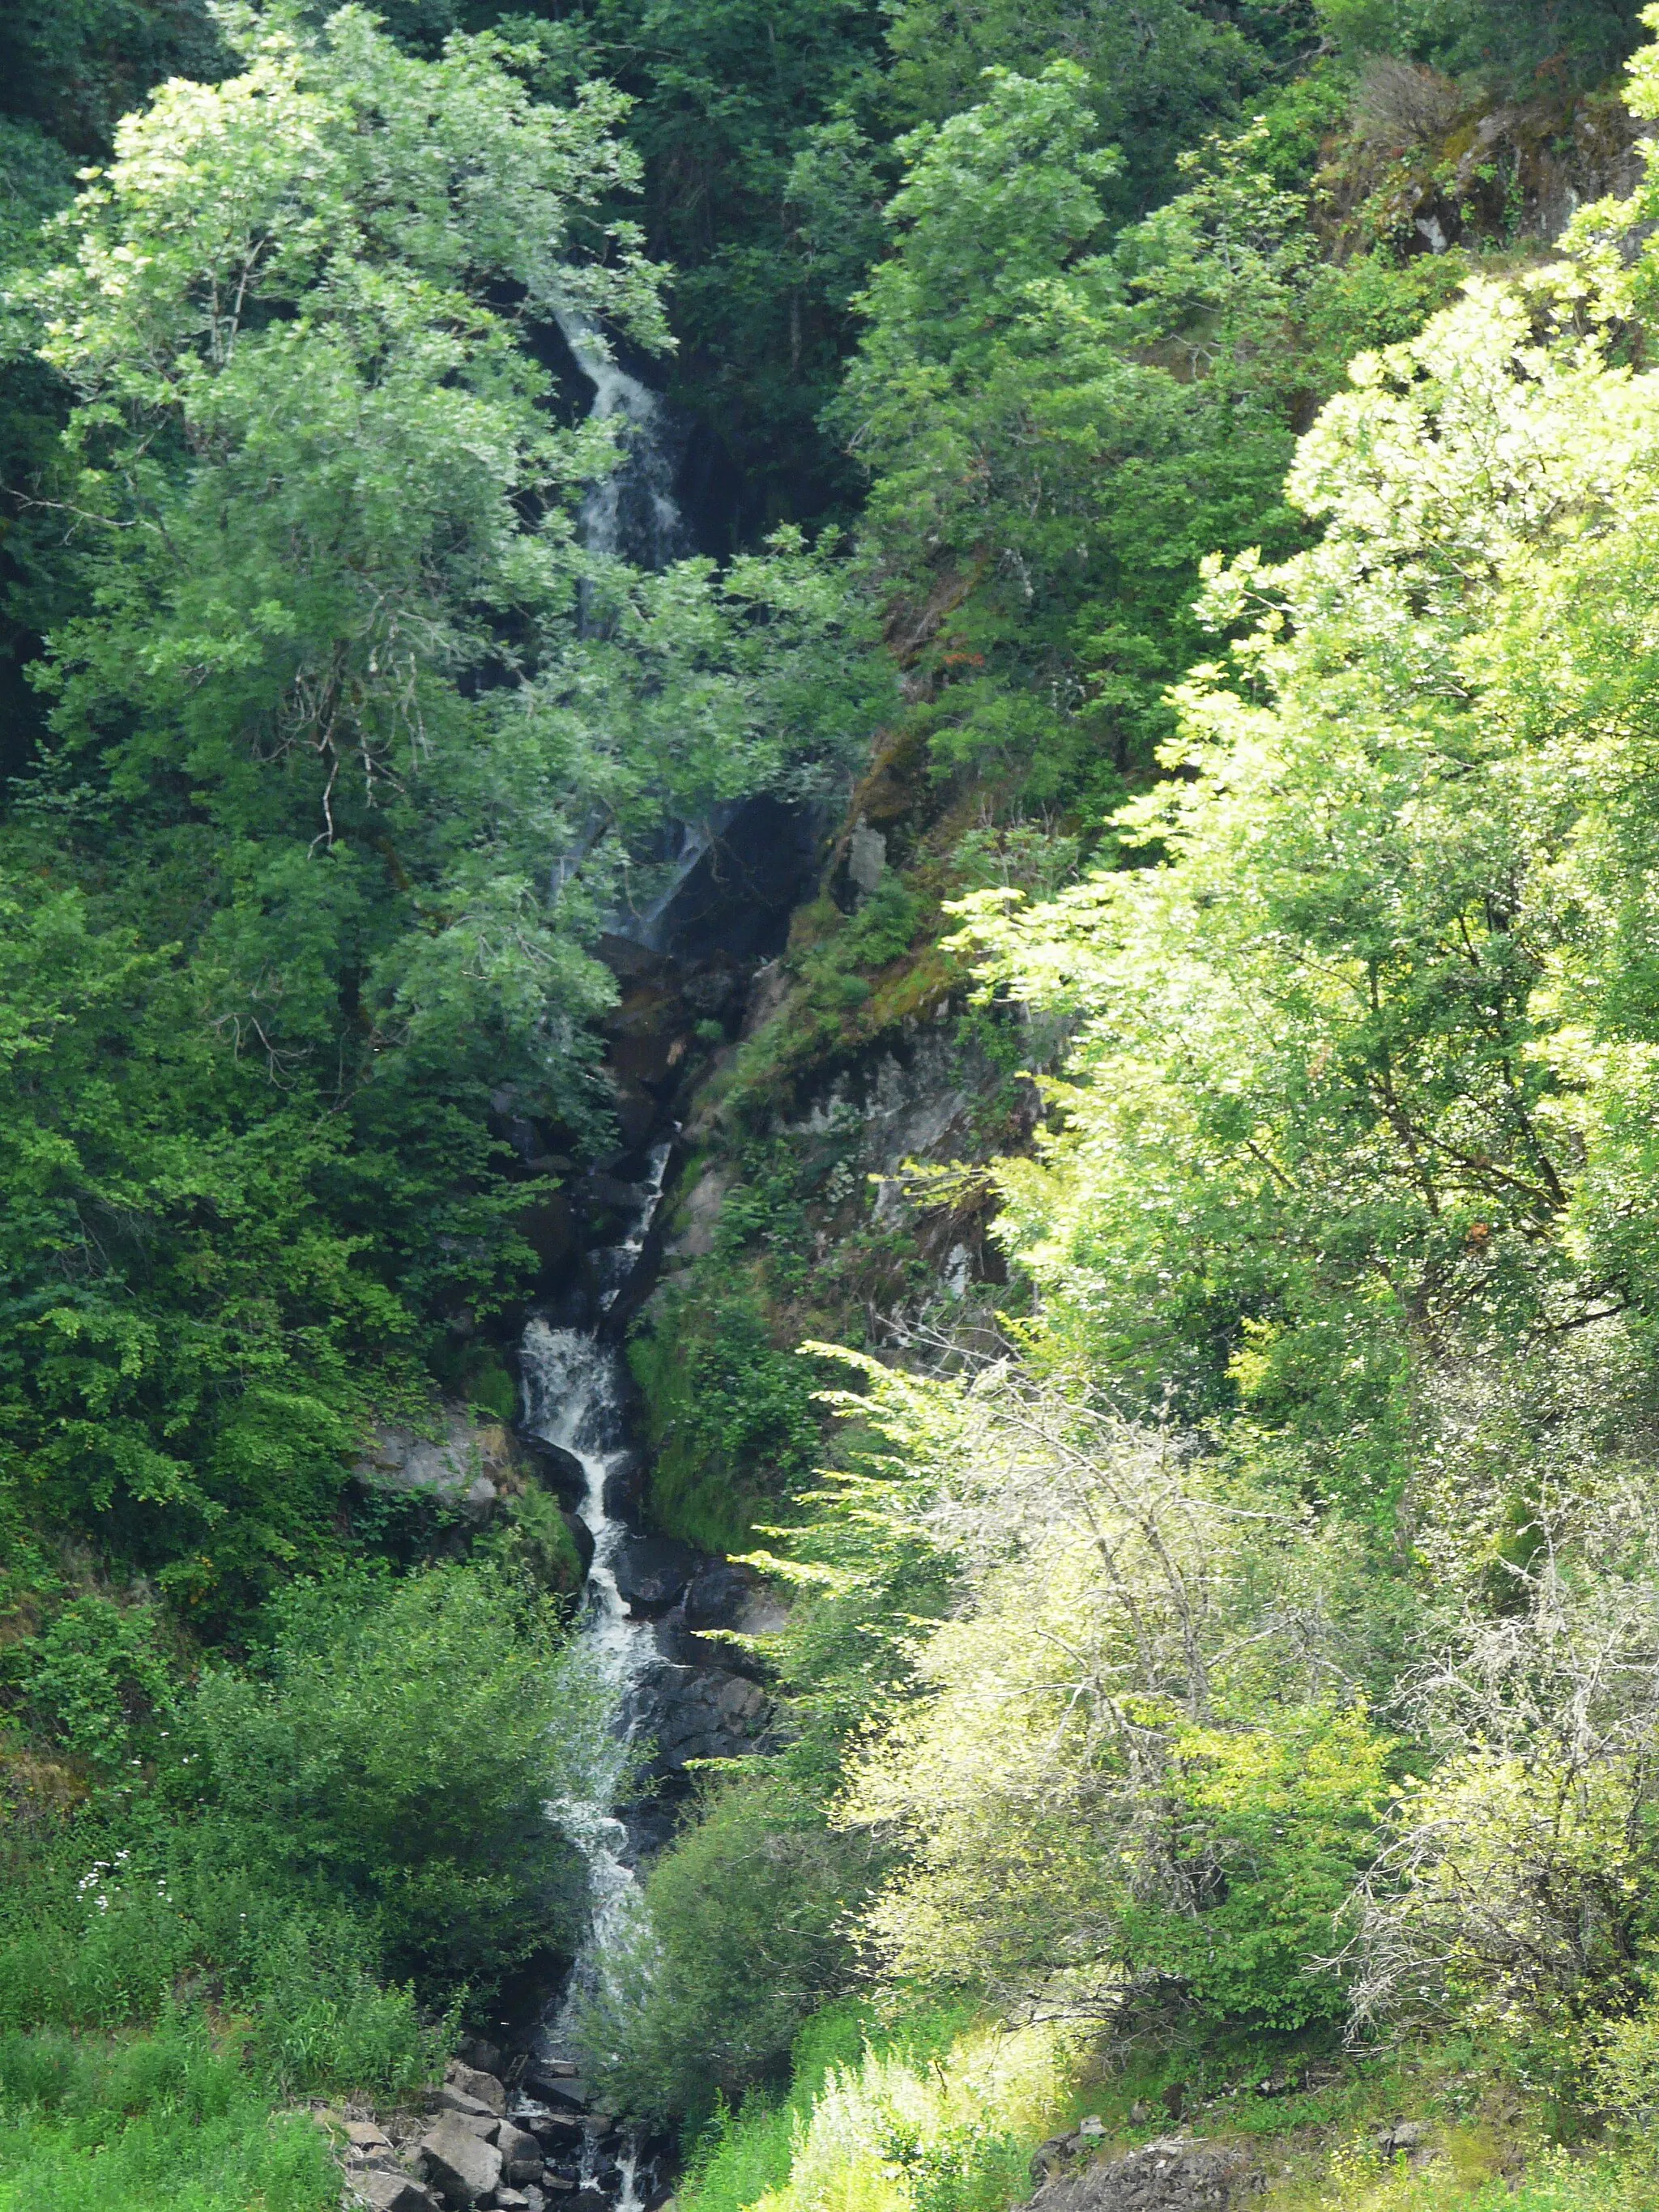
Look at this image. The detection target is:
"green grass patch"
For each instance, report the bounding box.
[0,2019,339,2212]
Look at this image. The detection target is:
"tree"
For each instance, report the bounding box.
[831,69,1333,820]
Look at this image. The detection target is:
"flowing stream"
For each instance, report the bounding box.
[552,303,685,572]
[510,310,693,2202]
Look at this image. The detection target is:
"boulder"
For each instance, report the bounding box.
[420,2114,503,2208]
[433,2085,497,2121]
[352,2174,440,2212]
[612,1536,697,1614]
[497,2121,544,2184]
[521,1436,591,1508]
[445,2062,506,2117]
[354,1405,520,1521]
[524,2112,586,2149]
[683,1562,752,1630]
[522,2066,590,2112]
[564,1508,596,1577]
[1030,2137,1254,2212]
[496,2193,534,2211]
[600,1450,646,1519]
[1376,2121,1428,2159]
[639,1661,768,1775]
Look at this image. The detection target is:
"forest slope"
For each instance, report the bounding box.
[7,4,1659,2211]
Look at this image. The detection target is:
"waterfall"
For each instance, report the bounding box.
[552,303,685,572]
[514,1145,674,2203]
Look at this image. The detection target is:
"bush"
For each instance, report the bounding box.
[574,1774,881,2125]
[188,1565,612,1998]
[631,1280,824,1552]
[3,1593,176,1775]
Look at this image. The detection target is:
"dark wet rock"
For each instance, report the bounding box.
[522,2060,590,2112]
[418,2113,503,2207]
[456,2037,505,2077]
[563,1509,595,1576]
[520,2112,585,2150]
[683,1562,753,1630]
[1029,2137,1256,2212]
[635,1660,768,1774]
[613,1536,697,1614]
[600,1449,646,1519]
[518,1437,589,1507]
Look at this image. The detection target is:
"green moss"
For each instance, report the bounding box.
[630,1273,825,1553]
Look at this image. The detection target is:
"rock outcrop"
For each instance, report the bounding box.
[353,1408,525,1521]
[1028,2138,1257,2212]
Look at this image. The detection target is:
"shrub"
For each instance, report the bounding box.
[631,1280,823,1552]
[574,1774,881,2125]
[187,1564,613,1997]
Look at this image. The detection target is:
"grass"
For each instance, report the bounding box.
[0,2018,339,2212]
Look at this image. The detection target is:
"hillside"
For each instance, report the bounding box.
[10,4,1659,2210]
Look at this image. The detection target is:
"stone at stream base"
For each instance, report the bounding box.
[637,1661,768,1775]
[496,2121,544,2183]
[612,1535,697,1614]
[444,2061,507,2116]
[348,2173,440,2212]
[521,2055,591,2110]
[519,1437,590,1509]
[433,2086,499,2121]
[1030,2137,1257,2212]
[419,2114,503,2208]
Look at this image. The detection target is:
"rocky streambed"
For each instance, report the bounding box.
[332,2052,672,2212]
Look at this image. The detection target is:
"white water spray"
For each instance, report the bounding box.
[516,1148,675,2205]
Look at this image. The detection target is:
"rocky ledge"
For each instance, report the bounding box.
[1025,2133,1259,2212]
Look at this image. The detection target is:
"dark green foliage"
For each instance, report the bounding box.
[0,0,221,152]
[576,1774,881,2125]
[632,1276,825,1551]
[883,0,1314,219]
[186,1566,602,1997]
[1315,0,1646,86]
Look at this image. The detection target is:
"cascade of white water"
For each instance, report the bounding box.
[515,1145,675,2206]
[552,302,684,571]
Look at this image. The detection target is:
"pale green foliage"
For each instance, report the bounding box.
[1352,1484,1659,2061]
[955,275,1659,1485]
[742,2018,1076,2212]
[805,1351,1388,2026]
